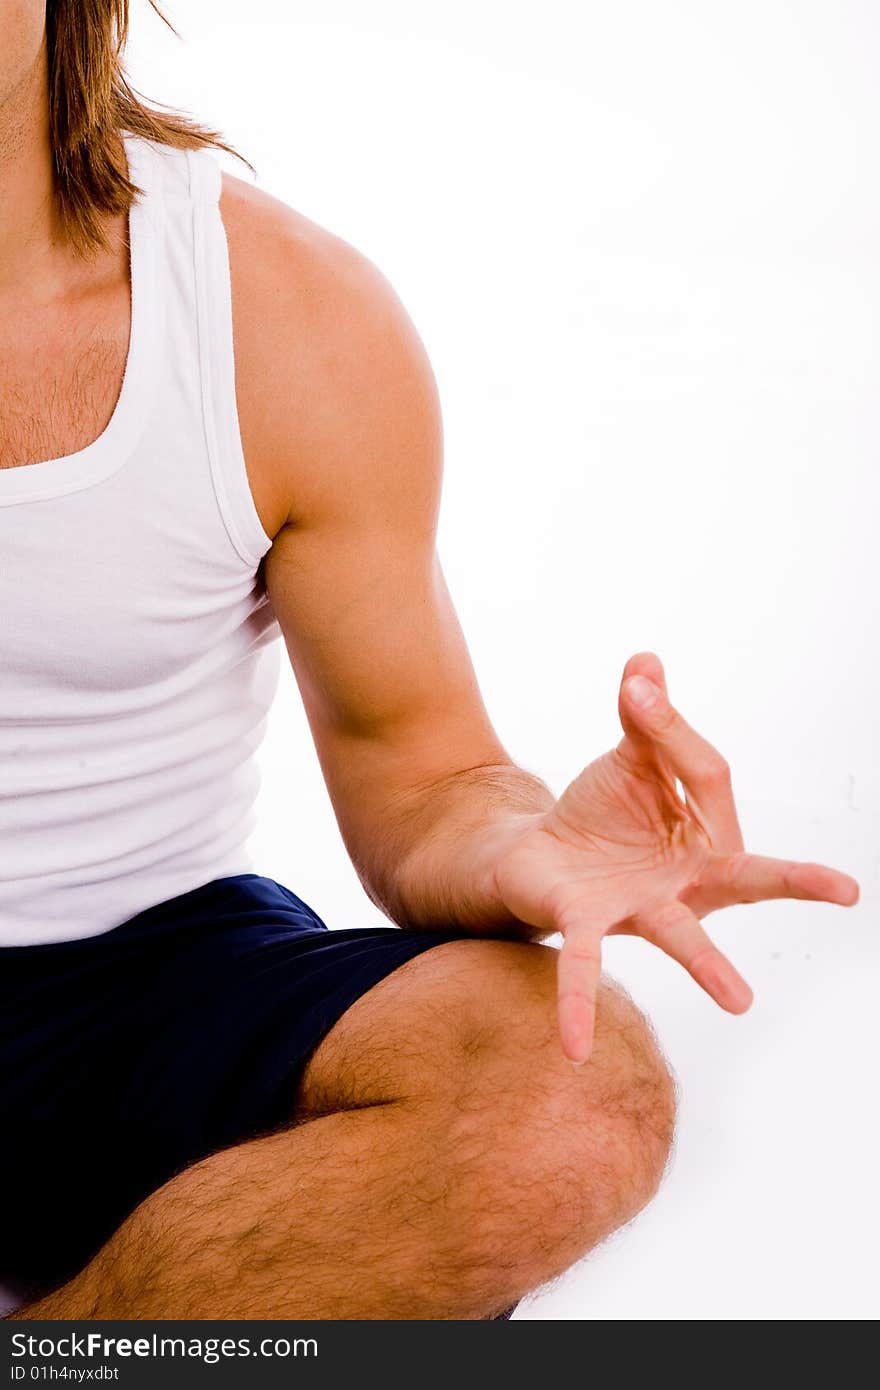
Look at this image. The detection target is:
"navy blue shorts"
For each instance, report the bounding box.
[0,874,464,1298]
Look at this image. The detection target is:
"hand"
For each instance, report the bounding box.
[491,652,860,1063]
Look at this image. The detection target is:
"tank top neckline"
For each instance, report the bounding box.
[0,134,162,507]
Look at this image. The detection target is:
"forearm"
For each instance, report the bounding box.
[358,762,557,938]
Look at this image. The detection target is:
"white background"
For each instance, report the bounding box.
[126,1,878,1319]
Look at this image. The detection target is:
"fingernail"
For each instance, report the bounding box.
[626,675,659,709]
[568,1057,588,1070]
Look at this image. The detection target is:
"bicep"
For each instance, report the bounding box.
[260,243,507,846]
[266,524,502,806]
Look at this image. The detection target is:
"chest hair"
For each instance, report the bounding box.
[0,329,127,470]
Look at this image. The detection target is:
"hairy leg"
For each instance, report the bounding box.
[10,940,675,1320]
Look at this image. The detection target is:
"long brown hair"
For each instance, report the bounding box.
[47,0,246,255]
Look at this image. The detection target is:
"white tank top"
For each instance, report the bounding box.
[0,134,283,946]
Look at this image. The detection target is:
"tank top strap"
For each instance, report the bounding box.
[185,146,274,568]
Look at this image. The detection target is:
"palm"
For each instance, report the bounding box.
[492,653,860,1063]
[498,748,708,927]
[549,745,711,913]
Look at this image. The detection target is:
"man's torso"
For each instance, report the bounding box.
[0,217,130,472]
[0,177,298,544]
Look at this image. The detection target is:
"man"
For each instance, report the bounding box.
[0,1,858,1321]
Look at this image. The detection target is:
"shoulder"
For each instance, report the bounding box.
[220,171,376,343]
[219,172,442,537]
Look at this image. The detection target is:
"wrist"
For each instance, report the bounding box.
[377,762,556,933]
[465,810,549,925]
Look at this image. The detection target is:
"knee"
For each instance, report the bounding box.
[585,976,676,1221]
[563,972,677,1217]
[428,941,676,1297]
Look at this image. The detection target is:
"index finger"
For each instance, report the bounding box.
[621,673,742,847]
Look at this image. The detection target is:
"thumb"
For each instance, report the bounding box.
[617,651,668,746]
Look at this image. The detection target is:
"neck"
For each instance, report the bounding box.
[0,40,66,295]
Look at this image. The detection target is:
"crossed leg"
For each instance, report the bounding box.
[11,938,676,1320]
